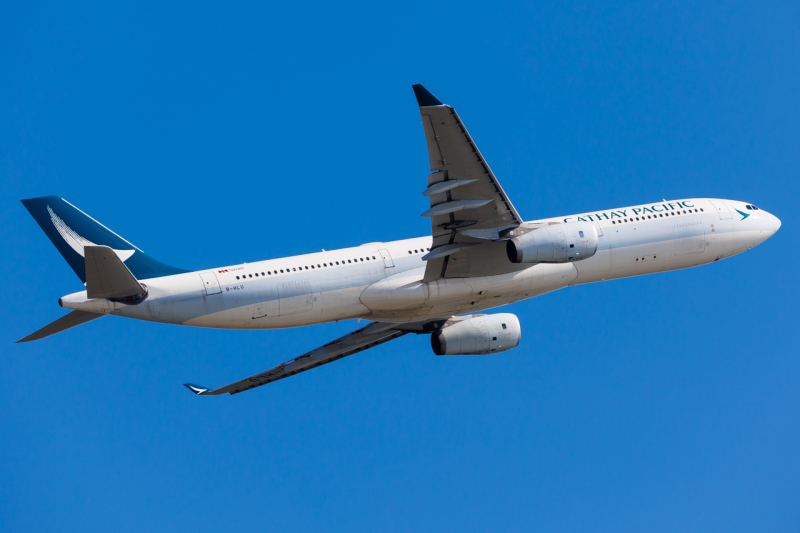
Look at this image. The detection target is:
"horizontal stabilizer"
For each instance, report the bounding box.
[17,310,103,343]
[85,245,144,299]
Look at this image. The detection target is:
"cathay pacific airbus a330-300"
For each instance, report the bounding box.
[19,85,781,396]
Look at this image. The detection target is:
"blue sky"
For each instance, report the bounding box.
[2,1,798,531]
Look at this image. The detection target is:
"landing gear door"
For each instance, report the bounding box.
[199,271,222,295]
[378,248,394,268]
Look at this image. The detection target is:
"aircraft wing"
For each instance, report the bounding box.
[413,85,524,282]
[184,322,413,396]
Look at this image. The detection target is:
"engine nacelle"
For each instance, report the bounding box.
[431,313,521,356]
[506,221,598,264]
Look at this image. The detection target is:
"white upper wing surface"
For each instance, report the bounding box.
[412,85,524,282]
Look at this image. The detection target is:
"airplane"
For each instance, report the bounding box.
[18,84,781,396]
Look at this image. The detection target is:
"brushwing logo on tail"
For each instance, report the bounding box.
[47,206,135,262]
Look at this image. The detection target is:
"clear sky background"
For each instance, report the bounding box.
[2,1,798,531]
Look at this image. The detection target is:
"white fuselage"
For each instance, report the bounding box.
[60,198,780,328]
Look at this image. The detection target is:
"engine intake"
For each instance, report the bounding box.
[431,313,521,355]
[507,221,598,264]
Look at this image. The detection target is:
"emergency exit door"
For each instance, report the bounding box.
[199,271,221,295]
[709,200,733,220]
[378,248,394,268]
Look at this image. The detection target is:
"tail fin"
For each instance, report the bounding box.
[21,196,187,283]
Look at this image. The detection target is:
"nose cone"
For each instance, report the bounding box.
[753,210,781,247]
[764,212,781,234]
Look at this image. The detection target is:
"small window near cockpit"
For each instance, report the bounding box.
[579,231,584,238]
[502,323,507,329]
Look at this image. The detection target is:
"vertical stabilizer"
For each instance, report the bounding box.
[21,196,187,282]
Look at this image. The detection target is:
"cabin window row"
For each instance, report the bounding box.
[611,208,703,225]
[234,255,379,280]
[408,248,431,254]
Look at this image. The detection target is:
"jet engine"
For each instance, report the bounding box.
[431,313,521,356]
[506,221,598,264]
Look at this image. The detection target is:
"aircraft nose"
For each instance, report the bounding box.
[763,212,781,234]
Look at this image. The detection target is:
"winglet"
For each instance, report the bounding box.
[183,383,213,395]
[412,84,443,107]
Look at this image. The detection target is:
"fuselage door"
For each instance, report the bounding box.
[278,281,314,315]
[709,200,733,220]
[199,271,222,295]
[378,248,394,268]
